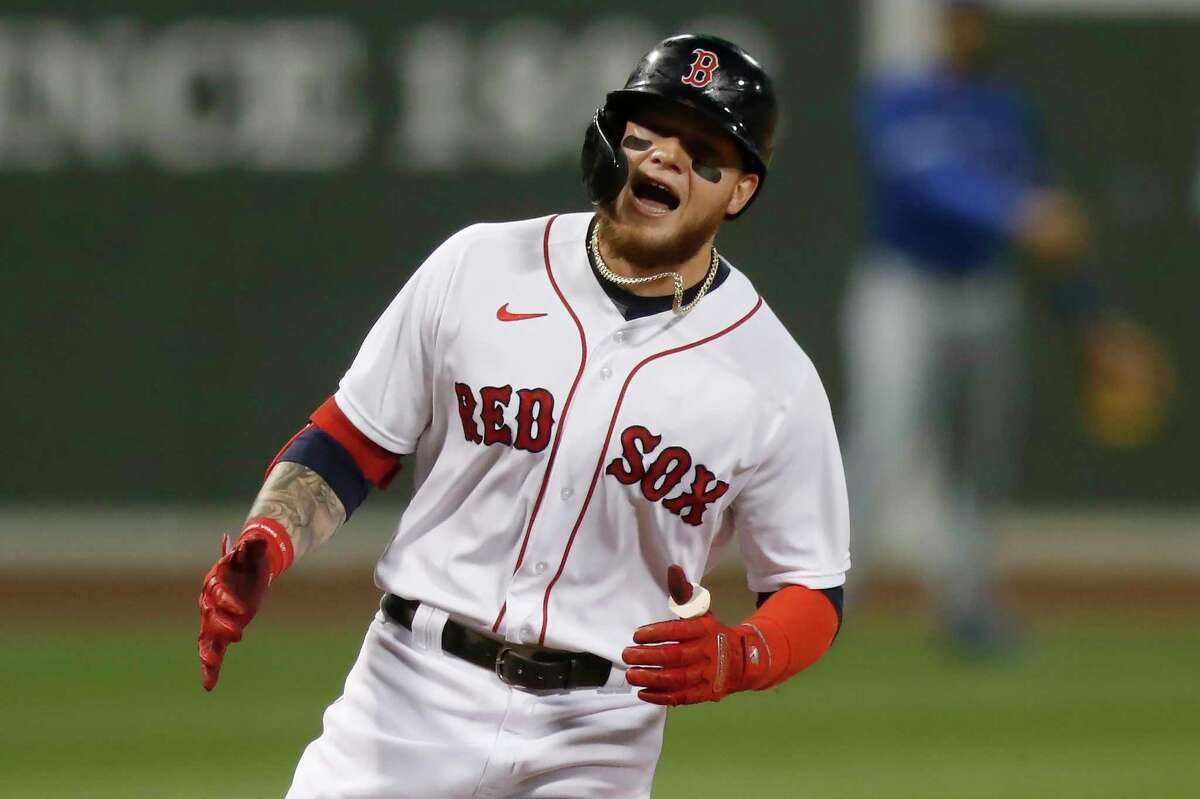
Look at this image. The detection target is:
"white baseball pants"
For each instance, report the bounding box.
[286,603,665,798]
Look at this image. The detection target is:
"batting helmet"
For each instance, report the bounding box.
[581,33,778,218]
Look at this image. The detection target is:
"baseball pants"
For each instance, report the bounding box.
[841,249,1024,621]
[286,602,665,799]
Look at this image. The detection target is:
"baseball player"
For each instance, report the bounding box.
[844,1,1171,655]
[198,34,849,798]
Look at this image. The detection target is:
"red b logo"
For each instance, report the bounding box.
[681,48,719,88]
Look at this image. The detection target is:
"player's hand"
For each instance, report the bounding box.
[1079,317,1175,448]
[1012,189,1090,265]
[622,566,768,705]
[197,518,293,691]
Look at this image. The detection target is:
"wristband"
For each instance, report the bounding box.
[236,516,295,581]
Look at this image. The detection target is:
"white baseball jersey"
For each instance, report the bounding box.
[334,211,850,665]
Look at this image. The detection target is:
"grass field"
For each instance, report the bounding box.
[5,583,1199,799]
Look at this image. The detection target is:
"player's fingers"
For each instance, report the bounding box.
[682,684,718,704]
[201,653,223,692]
[197,631,233,692]
[200,609,245,645]
[201,570,230,607]
[638,687,711,706]
[213,616,245,644]
[632,618,706,645]
[634,688,680,706]
[637,683,717,705]
[197,635,226,669]
[626,665,704,691]
[197,596,249,645]
[622,640,705,668]
[206,581,247,616]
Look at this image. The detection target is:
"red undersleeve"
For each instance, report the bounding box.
[744,584,840,690]
[309,397,402,488]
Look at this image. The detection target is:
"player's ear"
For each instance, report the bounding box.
[725,172,759,217]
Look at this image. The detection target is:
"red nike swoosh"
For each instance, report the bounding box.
[497,303,548,322]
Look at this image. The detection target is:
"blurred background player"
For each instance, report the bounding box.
[843,0,1172,656]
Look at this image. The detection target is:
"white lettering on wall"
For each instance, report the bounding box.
[136,21,243,171]
[238,21,367,170]
[395,22,469,170]
[0,15,776,173]
[0,20,144,168]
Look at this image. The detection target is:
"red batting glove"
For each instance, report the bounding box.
[622,565,769,705]
[196,517,294,691]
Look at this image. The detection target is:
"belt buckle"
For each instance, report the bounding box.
[494,645,523,686]
[495,644,568,689]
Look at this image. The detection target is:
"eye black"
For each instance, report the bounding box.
[693,163,723,184]
[621,135,653,151]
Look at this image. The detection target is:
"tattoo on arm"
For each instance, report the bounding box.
[247,462,347,560]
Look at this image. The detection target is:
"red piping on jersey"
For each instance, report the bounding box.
[491,215,589,634]
[537,295,765,645]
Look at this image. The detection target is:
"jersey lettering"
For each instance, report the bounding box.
[605,425,662,484]
[607,424,729,526]
[455,381,556,452]
[662,464,729,526]
[480,385,514,446]
[681,49,720,89]
[642,446,691,501]
[513,388,555,453]
[454,382,483,444]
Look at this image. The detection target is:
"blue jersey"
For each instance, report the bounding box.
[862,68,1044,275]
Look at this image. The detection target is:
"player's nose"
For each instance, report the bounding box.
[649,138,686,174]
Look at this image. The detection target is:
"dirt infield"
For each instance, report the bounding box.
[5,568,1197,631]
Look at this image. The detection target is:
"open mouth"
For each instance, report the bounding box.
[631,174,680,214]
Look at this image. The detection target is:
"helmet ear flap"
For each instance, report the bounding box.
[581,106,628,207]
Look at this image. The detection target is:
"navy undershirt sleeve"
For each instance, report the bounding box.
[278,427,371,519]
[821,586,845,626]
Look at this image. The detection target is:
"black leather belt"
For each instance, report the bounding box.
[381,594,613,691]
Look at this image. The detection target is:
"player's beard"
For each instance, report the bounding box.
[596,196,725,273]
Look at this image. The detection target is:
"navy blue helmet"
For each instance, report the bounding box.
[581,34,778,218]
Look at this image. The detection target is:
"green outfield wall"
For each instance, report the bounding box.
[2,3,1196,505]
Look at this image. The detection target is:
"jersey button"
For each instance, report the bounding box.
[613,330,626,344]
[534,561,548,575]
[520,624,534,640]
[600,366,612,380]
[560,486,574,500]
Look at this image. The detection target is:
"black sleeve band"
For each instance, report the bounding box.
[279,426,370,520]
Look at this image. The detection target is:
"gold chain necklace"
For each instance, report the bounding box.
[590,226,719,316]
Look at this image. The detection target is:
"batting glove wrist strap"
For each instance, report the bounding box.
[236,516,295,581]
